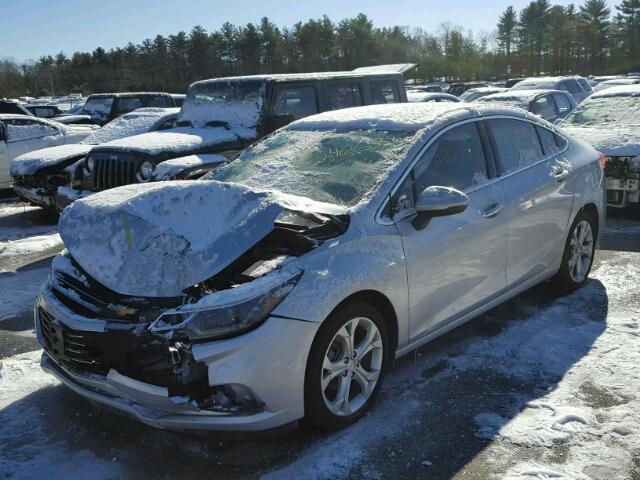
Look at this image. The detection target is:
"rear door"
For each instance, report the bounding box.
[391,120,508,339]
[266,83,319,133]
[487,117,574,286]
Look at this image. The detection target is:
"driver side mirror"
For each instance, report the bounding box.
[412,186,469,230]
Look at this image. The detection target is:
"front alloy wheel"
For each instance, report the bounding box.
[321,317,383,416]
[306,302,388,430]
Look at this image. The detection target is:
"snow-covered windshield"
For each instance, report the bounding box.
[208,129,413,206]
[178,79,265,132]
[564,96,640,127]
[81,111,167,145]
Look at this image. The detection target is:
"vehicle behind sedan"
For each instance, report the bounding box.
[36,103,604,433]
[11,108,179,208]
[510,76,592,103]
[560,84,640,208]
[478,89,577,123]
[0,115,97,189]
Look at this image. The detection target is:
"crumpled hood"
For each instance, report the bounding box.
[96,127,247,156]
[58,180,322,297]
[562,125,640,157]
[11,144,93,176]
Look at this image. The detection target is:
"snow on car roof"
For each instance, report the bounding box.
[288,102,530,133]
[86,92,170,98]
[478,89,565,106]
[510,76,580,89]
[591,84,640,98]
[190,69,402,88]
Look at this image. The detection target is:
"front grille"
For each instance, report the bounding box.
[39,307,106,374]
[93,156,138,190]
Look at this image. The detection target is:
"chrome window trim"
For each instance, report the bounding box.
[375,114,569,226]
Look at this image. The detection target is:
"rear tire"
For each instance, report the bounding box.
[304,302,389,431]
[552,210,596,292]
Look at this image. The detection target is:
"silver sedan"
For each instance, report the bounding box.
[37,102,606,432]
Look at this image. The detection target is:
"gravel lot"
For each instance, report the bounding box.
[0,197,638,480]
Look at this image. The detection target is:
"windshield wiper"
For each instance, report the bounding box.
[206,120,231,129]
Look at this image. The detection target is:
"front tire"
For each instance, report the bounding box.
[552,210,596,291]
[305,302,389,430]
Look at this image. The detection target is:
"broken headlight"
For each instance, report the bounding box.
[149,270,302,340]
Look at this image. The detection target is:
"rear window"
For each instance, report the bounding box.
[536,125,561,155]
[488,119,544,174]
[370,81,400,104]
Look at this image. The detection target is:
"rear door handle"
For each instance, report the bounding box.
[482,202,504,218]
[552,166,570,182]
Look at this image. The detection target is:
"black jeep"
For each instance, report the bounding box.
[63,65,413,204]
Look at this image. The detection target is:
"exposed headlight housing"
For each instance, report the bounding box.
[149,269,302,340]
[84,156,94,173]
[137,160,154,182]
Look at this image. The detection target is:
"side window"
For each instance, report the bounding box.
[553,94,573,116]
[145,96,169,108]
[530,95,556,119]
[488,119,544,174]
[577,78,591,91]
[554,133,568,150]
[5,119,59,142]
[563,80,581,94]
[272,86,318,120]
[113,97,143,115]
[326,83,362,110]
[33,107,53,118]
[370,81,400,104]
[536,125,560,155]
[388,122,488,217]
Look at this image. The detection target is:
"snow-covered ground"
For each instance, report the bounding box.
[0,199,638,480]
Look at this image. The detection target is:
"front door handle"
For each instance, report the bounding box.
[482,202,504,218]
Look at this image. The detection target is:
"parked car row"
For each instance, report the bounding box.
[2,65,636,435]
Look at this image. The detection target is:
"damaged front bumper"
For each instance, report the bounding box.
[13,184,56,208]
[35,285,318,432]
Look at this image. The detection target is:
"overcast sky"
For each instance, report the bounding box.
[0,0,620,62]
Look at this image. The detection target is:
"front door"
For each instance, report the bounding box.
[392,121,508,340]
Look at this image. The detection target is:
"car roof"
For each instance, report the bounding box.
[591,84,640,98]
[287,102,533,134]
[190,70,402,88]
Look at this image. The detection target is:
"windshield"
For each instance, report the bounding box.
[207,129,413,207]
[178,79,265,132]
[564,96,640,127]
[83,97,113,116]
[81,112,166,145]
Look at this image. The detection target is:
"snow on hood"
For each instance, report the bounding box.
[11,144,92,176]
[58,180,333,297]
[562,126,640,157]
[97,127,239,155]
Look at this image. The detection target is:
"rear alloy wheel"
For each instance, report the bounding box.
[305,303,388,430]
[553,211,596,291]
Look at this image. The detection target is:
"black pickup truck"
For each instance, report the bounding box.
[61,65,414,206]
